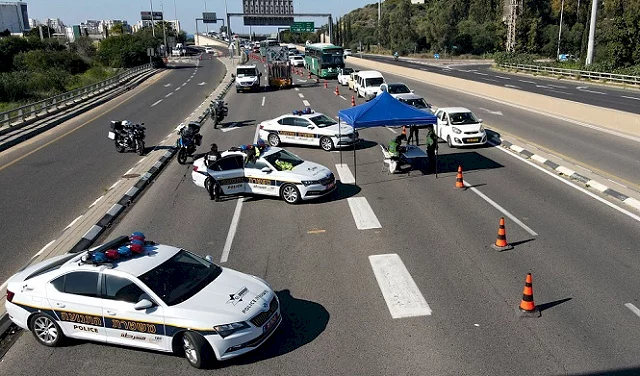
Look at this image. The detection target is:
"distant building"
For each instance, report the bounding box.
[166,19,180,32]
[0,1,29,33]
[43,18,66,33]
[28,18,40,29]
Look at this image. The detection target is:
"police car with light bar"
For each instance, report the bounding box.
[192,144,336,204]
[258,108,358,151]
[4,233,280,369]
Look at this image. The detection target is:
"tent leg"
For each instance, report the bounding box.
[353,133,357,185]
[339,119,343,165]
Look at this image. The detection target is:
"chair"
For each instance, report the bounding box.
[379,144,397,174]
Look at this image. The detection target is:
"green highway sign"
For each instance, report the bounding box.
[290,22,314,33]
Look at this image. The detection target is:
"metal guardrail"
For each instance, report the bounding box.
[1,63,152,128]
[499,63,640,86]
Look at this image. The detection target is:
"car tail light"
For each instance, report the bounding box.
[193,166,198,172]
[6,290,14,302]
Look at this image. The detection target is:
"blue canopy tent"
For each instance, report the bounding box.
[337,91,438,183]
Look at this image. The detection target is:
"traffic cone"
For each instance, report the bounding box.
[455,165,464,188]
[519,273,540,317]
[491,217,513,251]
[308,72,311,79]
[351,95,356,107]
[335,86,340,96]
[324,80,328,89]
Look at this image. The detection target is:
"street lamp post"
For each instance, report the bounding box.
[585,0,598,65]
[556,0,565,60]
[149,0,156,37]
[204,0,208,34]
[161,0,168,56]
[224,0,231,38]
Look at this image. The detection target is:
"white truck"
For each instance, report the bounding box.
[233,64,262,93]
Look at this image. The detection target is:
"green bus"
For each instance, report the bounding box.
[304,43,345,78]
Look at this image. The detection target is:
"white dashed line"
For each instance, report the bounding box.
[261,96,266,106]
[625,303,640,318]
[109,180,120,190]
[369,254,432,319]
[577,88,606,95]
[176,87,181,91]
[621,95,640,101]
[387,127,398,134]
[298,93,305,98]
[339,95,347,101]
[474,72,489,76]
[64,215,83,231]
[548,84,567,89]
[165,92,173,97]
[34,240,56,258]
[89,195,104,208]
[495,76,511,80]
[335,164,355,184]
[505,84,521,89]
[151,99,163,107]
[347,197,382,230]
[303,100,310,106]
[294,88,299,91]
[187,79,191,82]
[182,83,187,87]
[519,80,535,84]
[482,78,499,82]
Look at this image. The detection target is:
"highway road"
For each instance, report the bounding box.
[1,58,639,375]
[0,56,225,284]
[359,54,640,114]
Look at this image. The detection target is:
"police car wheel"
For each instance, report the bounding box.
[30,313,64,347]
[268,133,281,147]
[320,137,334,151]
[447,135,454,148]
[183,331,213,369]
[281,184,300,204]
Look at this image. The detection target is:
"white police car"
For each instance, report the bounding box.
[192,146,336,204]
[258,109,358,151]
[4,233,280,369]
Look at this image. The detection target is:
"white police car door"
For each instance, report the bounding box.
[244,158,279,197]
[435,110,448,140]
[101,273,167,351]
[45,271,107,342]
[292,117,317,146]
[208,155,246,195]
[276,117,297,144]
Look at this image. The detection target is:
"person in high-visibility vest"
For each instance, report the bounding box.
[275,159,293,171]
[425,124,438,173]
[388,134,406,158]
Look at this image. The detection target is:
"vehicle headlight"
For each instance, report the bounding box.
[479,124,485,132]
[301,180,319,186]
[213,321,250,338]
[452,127,462,134]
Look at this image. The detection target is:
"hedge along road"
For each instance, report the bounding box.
[0,56,224,284]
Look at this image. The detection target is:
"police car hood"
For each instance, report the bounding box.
[290,161,332,180]
[321,123,354,136]
[173,268,274,321]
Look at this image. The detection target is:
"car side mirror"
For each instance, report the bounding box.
[134,299,154,311]
[259,72,263,77]
[410,89,415,93]
[478,119,483,123]
[231,73,235,78]
[261,166,272,173]
[307,125,314,129]
[205,255,213,262]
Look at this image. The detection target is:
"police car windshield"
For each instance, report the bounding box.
[139,250,222,306]
[449,112,479,125]
[309,114,337,127]
[263,150,304,170]
[236,68,257,77]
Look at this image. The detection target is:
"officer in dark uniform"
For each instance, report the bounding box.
[205,144,222,201]
[425,124,438,173]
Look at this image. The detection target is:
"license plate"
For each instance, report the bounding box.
[108,131,115,140]
[263,312,279,333]
[466,138,479,143]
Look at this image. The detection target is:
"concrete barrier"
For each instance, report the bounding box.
[346,56,640,139]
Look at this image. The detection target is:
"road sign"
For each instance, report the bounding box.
[141,11,163,21]
[203,12,217,24]
[244,16,293,26]
[291,22,314,33]
[434,53,440,60]
[147,48,155,57]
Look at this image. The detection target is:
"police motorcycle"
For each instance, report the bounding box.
[108,120,146,156]
[209,99,228,128]
[175,121,203,164]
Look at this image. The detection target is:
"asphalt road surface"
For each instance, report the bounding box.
[2,62,639,375]
[359,54,640,115]
[0,57,225,283]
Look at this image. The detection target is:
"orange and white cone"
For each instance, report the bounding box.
[351,96,356,107]
[335,86,340,96]
[324,80,328,89]
[491,217,513,251]
[455,165,464,188]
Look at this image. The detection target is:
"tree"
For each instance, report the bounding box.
[110,22,125,35]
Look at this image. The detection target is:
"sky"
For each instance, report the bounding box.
[24,0,377,34]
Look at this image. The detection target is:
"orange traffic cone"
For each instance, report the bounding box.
[455,165,464,188]
[351,95,356,107]
[519,273,540,317]
[335,86,340,96]
[491,217,513,250]
[308,72,312,79]
[324,80,328,89]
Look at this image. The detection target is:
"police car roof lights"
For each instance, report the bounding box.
[80,232,155,265]
[292,108,314,115]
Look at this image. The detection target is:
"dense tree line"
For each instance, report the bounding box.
[331,0,640,73]
[0,23,183,106]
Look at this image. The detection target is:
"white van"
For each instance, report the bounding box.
[356,71,385,101]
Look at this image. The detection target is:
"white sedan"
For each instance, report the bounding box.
[192,146,336,204]
[289,55,305,67]
[5,234,280,369]
[434,107,487,147]
[259,110,358,151]
[337,67,355,86]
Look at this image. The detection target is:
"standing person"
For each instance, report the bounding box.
[205,144,222,201]
[425,124,438,173]
[407,124,419,146]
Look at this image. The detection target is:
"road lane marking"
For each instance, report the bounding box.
[482,78,499,83]
[0,280,8,292]
[369,254,432,318]
[463,181,538,236]
[298,93,305,98]
[625,303,640,318]
[495,76,511,80]
[34,240,56,258]
[64,215,83,231]
[492,142,640,222]
[261,96,265,106]
[548,84,567,89]
[387,127,398,134]
[339,95,348,101]
[109,180,120,190]
[89,195,104,208]
[175,87,181,91]
[347,197,382,230]
[165,92,173,97]
[307,229,326,234]
[519,80,535,84]
[221,124,261,263]
[577,87,606,94]
[621,95,640,101]
[151,99,163,107]
[187,78,191,82]
[474,72,489,76]
[295,88,299,91]
[335,163,355,184]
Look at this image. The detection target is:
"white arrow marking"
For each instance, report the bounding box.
[478,107,503,116]
[198,82,206,86]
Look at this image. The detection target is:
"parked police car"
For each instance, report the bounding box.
[192,145,336,204]
[259,108,358,151]
[5,233,280,369]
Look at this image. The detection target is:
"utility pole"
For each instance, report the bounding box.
[506,0,518,52]
[149,0,156,37]
[204,0,208,34]
[585,0,598,65]
[556,0,565,60]
[225,0,231,38]
[161,0,168,56]
[377,0,381,50]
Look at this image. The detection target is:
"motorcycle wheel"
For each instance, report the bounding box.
[136,140,145,156]
[177,148,188,164]
[115,137,125,153]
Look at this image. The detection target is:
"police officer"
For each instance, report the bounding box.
[407,124,419,146]
[205,143,221,168]
[205,144,222,201]
[388,134,406,158]
[425,124,438,173]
